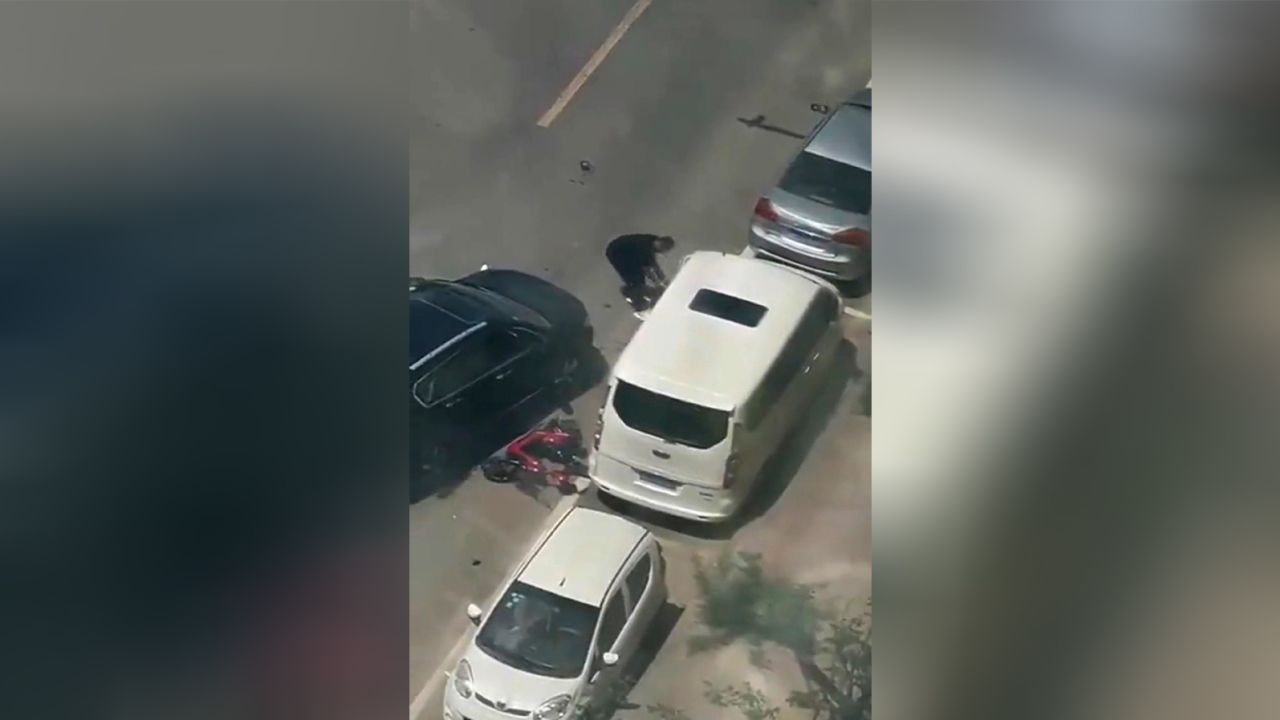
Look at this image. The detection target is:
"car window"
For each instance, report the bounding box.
[485,327,538,367]
[612,381,729,449]
[422,341,493,404]
[475,581,599,679]
[409,299,471,368]
[624,555,652,608]
[596,590,627,655]
[779,151,871,215]
[411,376,433,409]
[455,282,550,328]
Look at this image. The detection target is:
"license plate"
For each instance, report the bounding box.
[636,470,680,492]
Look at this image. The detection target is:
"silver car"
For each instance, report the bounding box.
[748,89,871,282]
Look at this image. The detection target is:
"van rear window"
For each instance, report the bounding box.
[689,289,767,327]
[612,381,729,449]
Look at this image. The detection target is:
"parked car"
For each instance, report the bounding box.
[410,270,592,497]
[589,252,843,522]
[748,87,871,283]
[444,507,666,720]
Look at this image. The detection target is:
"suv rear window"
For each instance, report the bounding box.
[779,151,871,215]
[612,380,729,449]
[689,289,767,327]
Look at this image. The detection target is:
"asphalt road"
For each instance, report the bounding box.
[410,0,870,708]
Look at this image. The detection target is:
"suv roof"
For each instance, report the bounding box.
[518,507,648,606]
[807,102,871,171]
[613,252,823,409]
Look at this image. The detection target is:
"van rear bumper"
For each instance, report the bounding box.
[590,456,743,522]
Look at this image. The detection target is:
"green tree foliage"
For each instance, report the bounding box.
[690,551,870,720]
[785,603,870,720]
[642,703,694,720]
[706,681,782,720]
[689,551,821,664]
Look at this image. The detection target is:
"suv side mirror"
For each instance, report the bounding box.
[810,102,830,115]
[601,652,619,667]
[466,603,483,624]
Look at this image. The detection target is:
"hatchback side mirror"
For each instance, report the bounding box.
[466,603,483,624]
[810,103,830,115]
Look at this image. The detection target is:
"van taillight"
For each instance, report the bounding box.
[724,423,743,487]
[724,453,740,488]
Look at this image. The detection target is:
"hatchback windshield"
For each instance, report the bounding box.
[475,582,599,679]
[613,380,730,449]
[779,151,871,215]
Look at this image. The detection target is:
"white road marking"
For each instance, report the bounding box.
[409,494,580,720]
[536,0,656,128]
[843,306,871,320]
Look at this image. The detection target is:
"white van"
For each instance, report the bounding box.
[589,252,843,522]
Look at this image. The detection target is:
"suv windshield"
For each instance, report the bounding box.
[475,582,598,679]
[779,151,871,215]
[613,381,729,449]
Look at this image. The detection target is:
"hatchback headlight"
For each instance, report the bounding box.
[532,693,573,720]
[452,659,473,699]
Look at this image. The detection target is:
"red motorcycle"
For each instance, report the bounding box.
[481,417,589,494]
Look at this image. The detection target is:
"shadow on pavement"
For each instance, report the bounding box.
[627,601,685,685]
[409,340,609,503]
[734,339,860,527]
[598,341,859,541]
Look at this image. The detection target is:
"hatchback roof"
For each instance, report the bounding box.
[807,103,870,170]
[613,252,823,409]
[518,507,648,606]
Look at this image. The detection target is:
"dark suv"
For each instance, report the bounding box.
[410,269,592,498]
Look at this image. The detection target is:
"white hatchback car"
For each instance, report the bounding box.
[443,507,666,720]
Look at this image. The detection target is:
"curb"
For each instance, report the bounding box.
[409,493,581,720]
